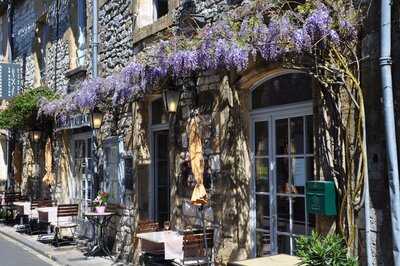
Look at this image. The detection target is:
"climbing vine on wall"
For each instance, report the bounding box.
[0,86,57,129]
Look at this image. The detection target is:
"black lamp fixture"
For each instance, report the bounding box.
[163,88,181,113]
[91,108,103,129]
[30,130,41,143]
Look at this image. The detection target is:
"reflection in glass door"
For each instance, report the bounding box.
[253,110,315,256]
[154,130,170,225]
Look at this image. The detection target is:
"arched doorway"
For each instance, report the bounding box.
[250,71,316,257]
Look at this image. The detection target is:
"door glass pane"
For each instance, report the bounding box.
[256,194,270,229]
[255,158,269,192]
[256,231,271,257]
[290,117,304,155]
[276,119,288,155]
[305,115,313,154]
[255,121,268,156]
[277,196,290,233]
[158,161,168,186]
[155,130,170,225]
[293,198,306,235]
[277,235,292,255]
[276,158,289,194]
[305,157,314,180]
[291,157,306,194]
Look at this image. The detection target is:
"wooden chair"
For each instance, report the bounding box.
[2,192,22,222]
[53,204,79,246]
[178,228,214,266]
[133,220,160,255]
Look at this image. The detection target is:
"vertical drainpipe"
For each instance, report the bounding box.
[91,0,99,194]
[92,0,98,78]
[6,0,13,190]
[380,0,400,265]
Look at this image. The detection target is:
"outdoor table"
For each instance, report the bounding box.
[13,201,31,215]
[84,211,115,257]
[136,230,184,261]
[227,254,300,266]
[12,201,30,226]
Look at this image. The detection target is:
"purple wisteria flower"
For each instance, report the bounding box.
[339,19,357,40]
[305,4,332,40]
[292,28,312,52]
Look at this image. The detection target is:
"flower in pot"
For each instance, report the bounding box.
[93,192,109,213]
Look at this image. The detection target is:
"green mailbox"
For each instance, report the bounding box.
[306,181,337,216]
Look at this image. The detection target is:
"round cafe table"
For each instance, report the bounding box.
[84,211,115,258]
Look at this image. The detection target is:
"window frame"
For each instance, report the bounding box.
[132,0,180,43]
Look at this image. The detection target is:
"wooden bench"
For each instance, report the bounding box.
[53,204,79,246]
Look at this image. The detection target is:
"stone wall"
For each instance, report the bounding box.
[98,0,135,76]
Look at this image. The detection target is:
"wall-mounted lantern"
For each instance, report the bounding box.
[91,109,103,129]
[31,130,42,143]
[163,89,181,113]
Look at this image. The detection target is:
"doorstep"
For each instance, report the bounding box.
[0,224,117,266]
[227,254,300,266]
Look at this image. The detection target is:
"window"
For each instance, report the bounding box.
[151,97,168,125]
[252,73,312,109]
[34,18,49,84]
[76,0,86,67]
[136,0,169,29]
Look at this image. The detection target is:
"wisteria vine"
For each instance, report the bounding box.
[39,0,358,117]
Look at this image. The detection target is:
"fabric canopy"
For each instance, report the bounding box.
[12,144,22,185]
[188,116,208,205]
[42,138,54,185]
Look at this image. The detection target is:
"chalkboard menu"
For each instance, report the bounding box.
[124,155,134,190]
[0,63,22,99]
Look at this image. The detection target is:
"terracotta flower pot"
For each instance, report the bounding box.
[95,206,106,214]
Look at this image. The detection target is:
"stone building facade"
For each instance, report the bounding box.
[0,0,399,265]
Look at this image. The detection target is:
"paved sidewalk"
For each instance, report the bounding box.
[0,224,120,266]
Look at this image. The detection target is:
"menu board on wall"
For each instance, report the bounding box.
[124,155,134,190]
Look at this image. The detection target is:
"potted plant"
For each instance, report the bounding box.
[93,192,109,213]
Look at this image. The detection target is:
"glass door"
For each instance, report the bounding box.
[153,130,170,225]
[253,111,315,256]
[72,134,93,213]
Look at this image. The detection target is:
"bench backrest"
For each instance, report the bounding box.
[57,204,79,217]
[137,220,159,233]
[4,192,21,204]
[183,228,214,255]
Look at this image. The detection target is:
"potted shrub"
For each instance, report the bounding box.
[296,231,358,266]
[93,192,109,213]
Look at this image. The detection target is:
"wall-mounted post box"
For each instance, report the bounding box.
[306,181,337,216]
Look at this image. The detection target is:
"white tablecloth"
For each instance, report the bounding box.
[13,201,31,215]
[136,230,184,260]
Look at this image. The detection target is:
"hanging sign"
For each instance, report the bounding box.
[0,63,22,99]
[55,113,91,131]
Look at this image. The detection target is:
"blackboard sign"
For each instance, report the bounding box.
[0,63,22,99]
[124,155,134,190]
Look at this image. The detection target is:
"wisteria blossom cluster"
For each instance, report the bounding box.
[39,0,358,117]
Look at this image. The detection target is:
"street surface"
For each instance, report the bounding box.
[0,234,57,266]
